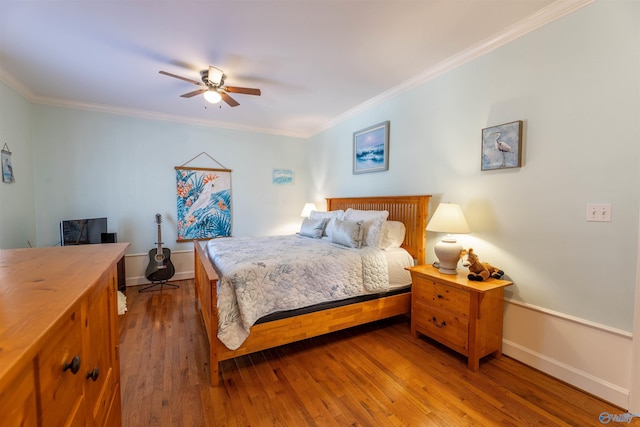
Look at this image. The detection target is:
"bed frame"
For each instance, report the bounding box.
[194,195,431,386]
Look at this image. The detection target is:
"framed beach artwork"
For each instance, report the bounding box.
[353,121,390,174]
[175,166,232,241]
[273,169,294,185]
[481,120,523,171]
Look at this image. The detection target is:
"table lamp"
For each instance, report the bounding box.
[426,203,470,274]
[300,202,317,218]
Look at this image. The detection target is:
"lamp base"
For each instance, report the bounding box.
[436,266,458,275]
[434,235,462,275]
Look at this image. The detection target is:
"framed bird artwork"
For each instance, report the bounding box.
[481,120,523,171]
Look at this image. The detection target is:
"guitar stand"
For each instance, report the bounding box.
[138,280,179,293]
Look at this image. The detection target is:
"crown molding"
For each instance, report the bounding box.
[2,0,595,140]
[0,68,306,139]
[308,0,596,137]
[0,66,37,101]
[34,94,308,139]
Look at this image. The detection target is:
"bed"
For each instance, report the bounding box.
[194,195,431,386]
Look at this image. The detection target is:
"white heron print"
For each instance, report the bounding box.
[481,120,523,170]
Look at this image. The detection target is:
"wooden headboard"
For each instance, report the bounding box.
[326,195,431,265]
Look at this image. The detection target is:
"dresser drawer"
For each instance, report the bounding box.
[413,276,470,318]
[413,302,469,353]
[38,305,85,427]
[0,363,38,427]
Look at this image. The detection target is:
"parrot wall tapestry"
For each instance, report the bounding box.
[176,166,232,241]
[481,120,523,171]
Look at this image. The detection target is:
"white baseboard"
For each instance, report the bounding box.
[125,270,194,287]
[502,300,631,409]
[503,339,629,408]
[121,249,194,287]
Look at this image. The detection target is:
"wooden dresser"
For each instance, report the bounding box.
[0,243,128,426]
[407,264,513,371]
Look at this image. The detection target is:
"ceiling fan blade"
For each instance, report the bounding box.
[220,92,240,107]
[180,88,207,98]
[224,86,261,96]
[159,71,203,86]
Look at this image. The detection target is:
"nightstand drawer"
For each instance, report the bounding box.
[413,276,470,318]
[413,302,469,353]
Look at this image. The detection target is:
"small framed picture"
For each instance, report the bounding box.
[273,169,293,185]
[353,121,390,174]
[1,145,15,183]
[481,120,523,171]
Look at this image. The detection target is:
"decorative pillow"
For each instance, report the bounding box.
[299,217,327,239]
[379,221,406,249]
[309,210,344,238]
[343,209,389,247]
[330,219,364,248]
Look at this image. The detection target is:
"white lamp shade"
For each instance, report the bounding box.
[204,90,222,104]
[300,202,317,217]
[426,203,470,274]
[426,203,470,234]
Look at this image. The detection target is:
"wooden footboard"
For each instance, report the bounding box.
[194,195,430,386]
[193,241,220,385]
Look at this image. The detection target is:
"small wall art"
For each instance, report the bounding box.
[353,121,389,174]
[2,143,14,183]
[481,120,523,171]
[273,169,293,185]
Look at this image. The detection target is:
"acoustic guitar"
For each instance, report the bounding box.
[145,214,175,282]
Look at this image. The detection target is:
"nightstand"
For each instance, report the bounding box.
[407,264,513,371]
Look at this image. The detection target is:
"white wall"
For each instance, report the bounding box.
[28,106,307,279]
[308,0,639,332]
[0,82,36,249]
[307,0,639,407]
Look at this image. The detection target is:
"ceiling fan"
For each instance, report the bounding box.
[159,66,261,107]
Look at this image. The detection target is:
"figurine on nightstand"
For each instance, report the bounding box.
[461,248,505,281]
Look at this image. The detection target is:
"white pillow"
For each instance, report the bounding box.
[331,219,364,248]
[343,208,389,247]
[309,210,344,238]
[299,217,327,239]
[379,221,406,249]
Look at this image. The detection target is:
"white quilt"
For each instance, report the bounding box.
[206,235,389,350]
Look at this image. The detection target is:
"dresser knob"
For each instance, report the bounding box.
[86,367,100,382]
[436,294,443,299]
[431,316,446,328]
[63,355,81,374]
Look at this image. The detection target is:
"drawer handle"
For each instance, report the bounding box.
[436,294,443,299]
[63,355,81,375]
[86,367,100,382]
[431,316,446,328]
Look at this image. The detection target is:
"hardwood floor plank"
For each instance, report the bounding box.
[119,280,633,426]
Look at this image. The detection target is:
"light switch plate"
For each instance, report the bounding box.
[587,204,611,222]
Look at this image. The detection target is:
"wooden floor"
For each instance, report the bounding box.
[119,279,632,426]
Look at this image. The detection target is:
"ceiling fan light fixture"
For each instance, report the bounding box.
[207,66,224,86]
[160,65,261,108]
[203,89,222,104]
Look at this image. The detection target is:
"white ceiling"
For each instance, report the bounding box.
[0,1,589,138]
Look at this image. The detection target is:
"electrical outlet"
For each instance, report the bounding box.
[586,204,612,222]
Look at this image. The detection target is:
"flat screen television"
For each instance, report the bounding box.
[60,217,108,246]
